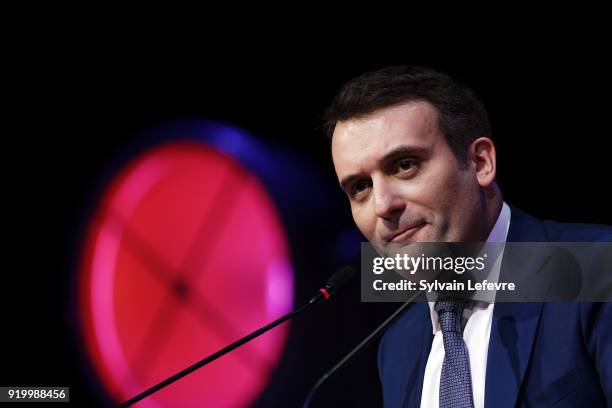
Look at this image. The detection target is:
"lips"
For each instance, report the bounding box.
[384,223,426,243]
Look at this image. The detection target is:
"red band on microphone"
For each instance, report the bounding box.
[319,288,330,300]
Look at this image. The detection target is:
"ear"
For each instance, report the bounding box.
[469,137,496,188]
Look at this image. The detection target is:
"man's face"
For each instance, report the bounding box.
[331,101,486,254]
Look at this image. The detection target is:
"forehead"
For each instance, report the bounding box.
[331,101,441,176]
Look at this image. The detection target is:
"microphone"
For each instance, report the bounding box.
[308,265,356,304]
[303,289,423,408]
[119,266,356,408]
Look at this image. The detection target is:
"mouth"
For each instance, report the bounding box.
[385,223,426,243]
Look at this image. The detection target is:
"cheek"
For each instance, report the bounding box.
[411,165,477,223]
[435,173,481,230]
[399,169,460,213]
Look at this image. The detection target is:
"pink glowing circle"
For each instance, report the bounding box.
[79,141,294,407]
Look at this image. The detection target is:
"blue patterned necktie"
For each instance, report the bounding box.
[435,299,475,408]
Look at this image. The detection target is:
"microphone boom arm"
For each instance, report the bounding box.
[303,290,424,408]
[119,266,356,408]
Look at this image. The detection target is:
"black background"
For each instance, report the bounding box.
[4,39,611,407]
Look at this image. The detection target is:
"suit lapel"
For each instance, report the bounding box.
[484,206,547,408]
[399,304,433,408]
[412,322,434,407]
[485,301,543,408]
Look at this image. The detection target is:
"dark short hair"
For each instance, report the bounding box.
[324,66,491,162]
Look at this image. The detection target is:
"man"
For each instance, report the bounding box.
[325,66,611,407]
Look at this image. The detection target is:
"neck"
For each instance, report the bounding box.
[483,184,503,239]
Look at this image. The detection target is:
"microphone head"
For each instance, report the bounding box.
[326,266,356,290]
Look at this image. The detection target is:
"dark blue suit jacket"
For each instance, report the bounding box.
[377,207,612,407]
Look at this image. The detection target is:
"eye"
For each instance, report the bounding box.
[396,159,417,173]
[350,180,371,198]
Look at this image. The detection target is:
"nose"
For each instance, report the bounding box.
[373,177,405,221]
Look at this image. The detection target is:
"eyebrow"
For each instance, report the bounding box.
[339,145,429,192]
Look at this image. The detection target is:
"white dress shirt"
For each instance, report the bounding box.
[420,202,511,408]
